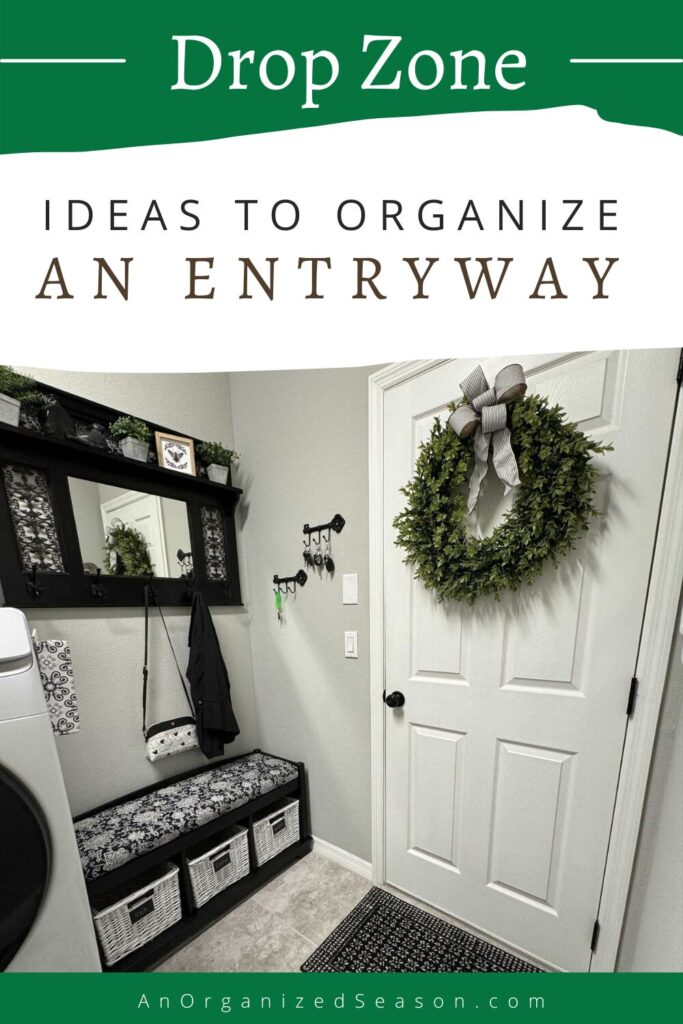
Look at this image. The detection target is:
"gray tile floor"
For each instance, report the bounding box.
[156,851,372,972]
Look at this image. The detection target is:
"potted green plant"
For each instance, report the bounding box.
[197,441,239,485]
[20,390,56,412]
[0,365,55,427]
[110,415,152,462]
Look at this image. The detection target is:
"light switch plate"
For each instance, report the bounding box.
[344,630,358,658]
[342,573,359,605]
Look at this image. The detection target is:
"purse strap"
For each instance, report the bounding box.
[143,583,195,734]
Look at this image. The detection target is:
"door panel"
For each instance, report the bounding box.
[383,350,679,971]
[409,724,466,867]
[411,585,470,683]
[501,562,585,692]
[528,351,622,430]
[488,740,573,909]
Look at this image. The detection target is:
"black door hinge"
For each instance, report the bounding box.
[590,919,601,953]
[677,348,683,386]
[626,676,639,717]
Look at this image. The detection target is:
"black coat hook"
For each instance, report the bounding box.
[90,567,107,600]
[26,564,44,599]
[177,548,194,578]
[183,573,197,603]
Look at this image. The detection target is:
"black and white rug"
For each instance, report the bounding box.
[301,887,541,973]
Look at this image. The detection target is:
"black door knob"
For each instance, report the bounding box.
[384,690,405,708]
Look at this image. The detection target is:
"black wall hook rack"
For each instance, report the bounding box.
[303,513,346,543]
[273,570,308,595]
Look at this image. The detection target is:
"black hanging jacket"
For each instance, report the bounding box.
[186,590,240,758]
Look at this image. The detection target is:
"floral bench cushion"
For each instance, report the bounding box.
[74,752,298,881]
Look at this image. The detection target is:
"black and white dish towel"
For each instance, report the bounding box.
[34,639,80,736]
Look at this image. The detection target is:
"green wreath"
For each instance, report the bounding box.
[393,394,610,603]
[104,522,155,578]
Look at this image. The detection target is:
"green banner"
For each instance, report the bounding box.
[0,0,682,153]
[0,971,681,1022]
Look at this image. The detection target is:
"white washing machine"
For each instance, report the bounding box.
[0,608,101,971]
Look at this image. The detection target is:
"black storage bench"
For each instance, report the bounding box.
[73,750,312,971]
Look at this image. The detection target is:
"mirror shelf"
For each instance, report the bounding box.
[0,391,242,609]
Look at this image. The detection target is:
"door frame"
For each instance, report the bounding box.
[368,355,683,972]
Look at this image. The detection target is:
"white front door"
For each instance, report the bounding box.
[101,491,170,577]
[383,349,679,972]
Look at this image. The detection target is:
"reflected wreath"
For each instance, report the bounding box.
[393,370,611,604]
[104,520,155,578]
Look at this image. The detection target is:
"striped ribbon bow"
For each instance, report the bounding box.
[448,364,527,514]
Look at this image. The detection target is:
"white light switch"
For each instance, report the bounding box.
[344,631,358,658]
[343,573,359,605]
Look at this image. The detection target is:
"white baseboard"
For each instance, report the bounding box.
[312,836,373,880]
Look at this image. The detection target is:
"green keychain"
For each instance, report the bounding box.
[274,588,283,622]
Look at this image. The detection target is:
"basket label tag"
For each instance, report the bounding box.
[128,897,154,924]
[212,850,232,872]
[272,815,287,834]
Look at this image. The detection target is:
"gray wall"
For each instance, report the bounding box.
[18,368,258,816]
[229,366,379,863]
[617,589,683,971]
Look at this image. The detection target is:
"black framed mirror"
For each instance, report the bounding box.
[68,478,193,580]
[0,382,241,608]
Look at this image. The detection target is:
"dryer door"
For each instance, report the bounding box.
[0,767,50,971]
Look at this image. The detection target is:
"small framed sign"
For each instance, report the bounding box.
[155,432,196,476]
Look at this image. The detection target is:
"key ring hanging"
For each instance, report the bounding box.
[323,539,335,574]
[313,534,324,567]
[303,514,345,575]
[274,587,284,622]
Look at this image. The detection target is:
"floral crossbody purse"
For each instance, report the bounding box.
[142,583,199,762]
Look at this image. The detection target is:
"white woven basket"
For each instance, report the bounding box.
[91,862,181,966]
[187,825,250,909]
[252,799,300,867]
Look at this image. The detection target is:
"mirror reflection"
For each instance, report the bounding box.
[68,478,192,579]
